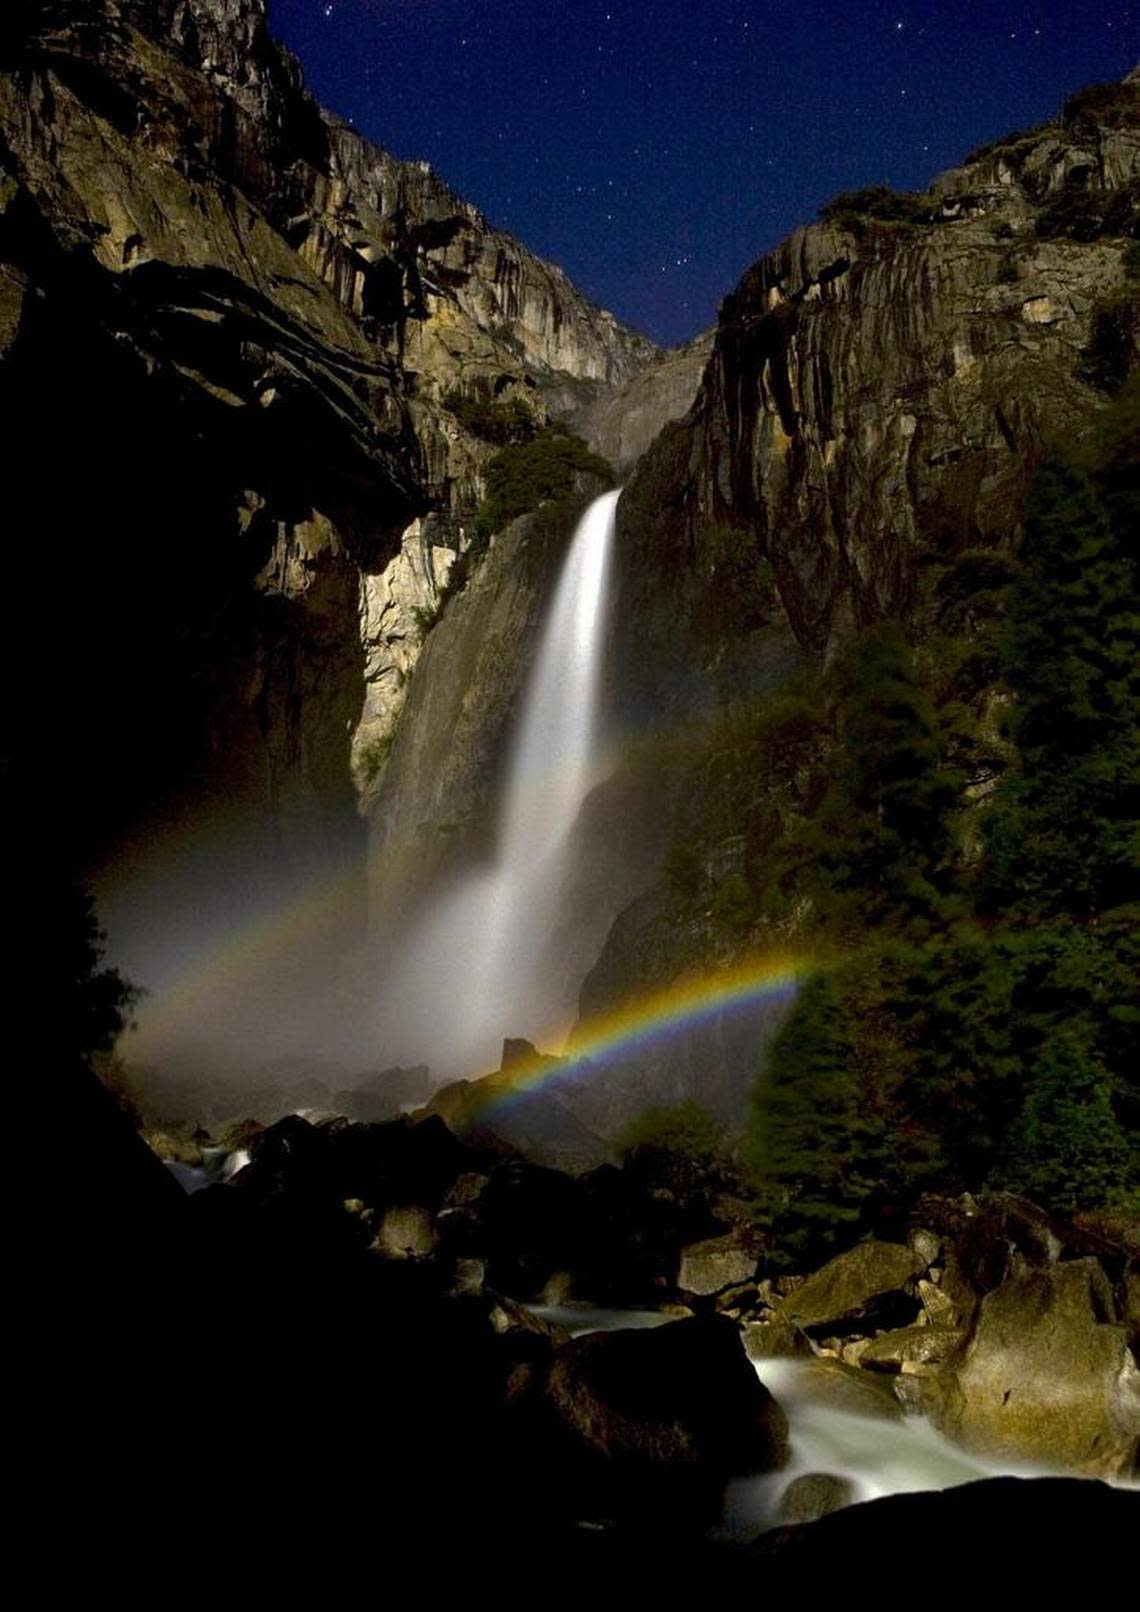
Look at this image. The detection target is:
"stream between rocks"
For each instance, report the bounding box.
[533,1302,1041,1535]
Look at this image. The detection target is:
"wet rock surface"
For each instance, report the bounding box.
[777,1471,856,1523]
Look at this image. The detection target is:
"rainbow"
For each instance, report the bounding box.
[101,686,809,1064]
[465,951,813,1119]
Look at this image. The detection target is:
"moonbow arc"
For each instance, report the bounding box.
[467,952,812,1119]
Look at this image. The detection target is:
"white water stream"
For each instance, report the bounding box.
[376,489,620,1080]
[532,1304,1045,1534]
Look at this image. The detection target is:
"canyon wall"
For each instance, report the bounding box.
[0,0,654,888]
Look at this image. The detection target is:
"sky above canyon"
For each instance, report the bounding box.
[269,0,1138,346]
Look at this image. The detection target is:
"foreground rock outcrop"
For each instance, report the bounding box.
[733,1194,1140,1479]
[538,1315,788,1527]
[750,1476,1138,1580]
[926,1257,1140,1476]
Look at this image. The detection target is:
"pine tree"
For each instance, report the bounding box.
[986,456,1140,916]
[743,973,889,1264]
[999,1041,1135,1213]
[808,624,960,928]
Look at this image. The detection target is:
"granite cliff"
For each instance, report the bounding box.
[0,0,654,894]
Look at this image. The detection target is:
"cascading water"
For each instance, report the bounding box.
[375,488,620,1079]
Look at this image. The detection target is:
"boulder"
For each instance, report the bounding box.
[468,1159,596,1299]
[777,1241,924,1333]
[940,1193,1063,1327]
[917,1276,958,1326]
[907,1227,942,1269]
[1126,1267,1140,1342]
[678,1230,761,1297]
[451,1257,486,1296]
[372,1205,438,1259]
[777,1472,856,1524]
[752,1478,1139,1576]
[142,1127,205,1168]
[716,1283,764,1318]
[239,1112,475,1213]
[926,1257,1140,1476]
[743,1317,814,1362]
[326,1114,474,1209]
[859,1324,964,1374]
[486,1295,564,1339]
[781,1358,904,1421]
[540,1315,788,1527]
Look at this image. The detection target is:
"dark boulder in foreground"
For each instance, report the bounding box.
[534,1314,788,1529]
[751,1477,1139,1576]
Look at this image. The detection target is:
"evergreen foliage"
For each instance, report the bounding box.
[737,383,1139,1254]
[983,456,1140,917]
[998,1041,1135,1214]
[443,388,538,446]
[617,1099,723,1167]
[1034,177,1139,243]
[67,888,139,1064]
[742,974,889,1265]
[818,186,934,230]
[473,426,612,544]
[804,625,961,929]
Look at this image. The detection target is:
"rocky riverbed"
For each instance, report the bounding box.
[152,1104,1139,1523]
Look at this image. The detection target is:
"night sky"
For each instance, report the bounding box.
[269,1,1138,346]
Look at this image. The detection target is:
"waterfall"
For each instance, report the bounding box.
[375,489,620,1080]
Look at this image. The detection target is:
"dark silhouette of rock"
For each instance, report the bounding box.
[751,1478,1140,1581]
[537,1315,789,1529]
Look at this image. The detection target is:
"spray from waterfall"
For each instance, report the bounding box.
[375,489,621,1081]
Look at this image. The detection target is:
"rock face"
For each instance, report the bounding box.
[565,330,715,470]
[1,0,653,942]
[926,1258,1140,1477]
[679,113,1139,653]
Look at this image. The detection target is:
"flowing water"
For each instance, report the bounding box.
[375,489,620,1080]
[721,1357,1033,1536]
[531,1304,1042,1534]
